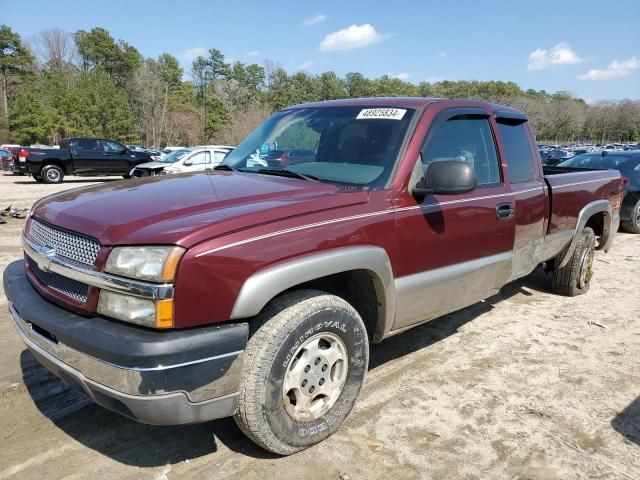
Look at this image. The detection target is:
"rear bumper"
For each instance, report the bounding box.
[4,260,248,425]
[11,164,27,174]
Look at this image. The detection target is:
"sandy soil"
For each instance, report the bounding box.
[0,171,638,479]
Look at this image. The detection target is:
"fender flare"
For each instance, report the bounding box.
[559,199,613,268]
[229,246,396,341]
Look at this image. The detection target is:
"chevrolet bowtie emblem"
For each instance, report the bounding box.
[38,246,56,272]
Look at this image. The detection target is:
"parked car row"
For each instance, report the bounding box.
[3,141,236,183]
[130,145,235,177]
[538,142,640,166]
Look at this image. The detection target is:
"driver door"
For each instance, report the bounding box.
[70,138,103,174]
[393,108,515,329]
[100,139,130,173]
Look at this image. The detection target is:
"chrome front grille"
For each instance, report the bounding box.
[29,219,101,267]
[27,257,89,303]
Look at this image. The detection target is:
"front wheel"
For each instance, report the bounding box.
[551,227,595,296]
[234,289,369,455]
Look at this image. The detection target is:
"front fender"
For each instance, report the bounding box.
[230,246,396,341]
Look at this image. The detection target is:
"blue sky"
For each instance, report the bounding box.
[2,0,639,101]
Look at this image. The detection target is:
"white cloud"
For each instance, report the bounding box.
[246,50,260,57]
[527,42,583,70]
[299,60,315,70]
[319,24,383,52]
[438,52,446,58]
[391,72,410,80]
[424,76,443,83]
[578,56,640,80]
[303,14,327,26]
[180,47,207,62]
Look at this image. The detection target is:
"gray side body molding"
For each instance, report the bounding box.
[230,246,396,339]
[559,199,613,268]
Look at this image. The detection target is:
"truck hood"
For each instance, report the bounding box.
[31,171,369,247]
[133,161,166,170]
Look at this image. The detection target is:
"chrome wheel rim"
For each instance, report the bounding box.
[578,246,594,289]
[635,203,640,229]
[282,332,348,422]
[46,169,60,181]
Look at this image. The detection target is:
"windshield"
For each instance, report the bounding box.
[557,154,640,171]
[160,149,191,163]
[220,106,415,187]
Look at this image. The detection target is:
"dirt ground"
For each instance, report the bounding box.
[0,171,638,480]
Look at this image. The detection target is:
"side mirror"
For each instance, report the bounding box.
[412,160,477,197]
[183,160,193,166]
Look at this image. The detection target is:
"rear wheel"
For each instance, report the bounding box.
[621,199,640,234]
[234,289,369,455]
[551,227,595,296]
[41,165,64,184]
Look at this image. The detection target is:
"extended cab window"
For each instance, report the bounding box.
[421,117,500,187]
[497,122,536,183]
[76,139,100,152]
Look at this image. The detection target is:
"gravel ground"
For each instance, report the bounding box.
[0,171,638,479]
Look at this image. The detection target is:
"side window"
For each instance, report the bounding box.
[422,117,500,187]
[497,122,536,183]
[189,151,210,165]
[102,140,124,154]
[214,151,228,163]
[76,139,100,152]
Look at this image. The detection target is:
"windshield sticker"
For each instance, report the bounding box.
[356,108,407,120]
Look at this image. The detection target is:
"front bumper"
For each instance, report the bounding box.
[4,260,248,425]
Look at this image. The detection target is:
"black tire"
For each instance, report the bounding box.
[621,199,640,234]
[551,227,595,296]
[41,164,64,184]
[234,289,369,455]
[122,174,131,179]
[32,174,43,183]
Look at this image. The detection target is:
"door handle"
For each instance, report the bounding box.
[496,202,515,221]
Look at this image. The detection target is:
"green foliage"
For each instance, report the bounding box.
[74,28,141,86]
[0,25,35,140]
[8,89,56,144]
[204,94,230,138]
[157,53,182,91]
[4,25,639,146]
[0,25,34,75]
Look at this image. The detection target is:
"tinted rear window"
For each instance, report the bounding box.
[76,139,100,151]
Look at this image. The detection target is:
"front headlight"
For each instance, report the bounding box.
[105,246,184,282]
[98,291,174,328]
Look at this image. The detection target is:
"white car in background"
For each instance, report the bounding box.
[164,146,234,173]
[130,146,234,177]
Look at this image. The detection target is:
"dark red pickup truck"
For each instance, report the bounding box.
[3,98,624,455]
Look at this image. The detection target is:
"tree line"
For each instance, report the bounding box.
[1,25,638,147]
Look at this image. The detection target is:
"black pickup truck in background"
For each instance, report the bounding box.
[12,138,153,183]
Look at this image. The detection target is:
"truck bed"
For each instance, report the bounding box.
[543,168,622,235]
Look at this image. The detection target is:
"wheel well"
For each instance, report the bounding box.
[294,270,381,341]
[41,160,66,174]
[585,212,604,241]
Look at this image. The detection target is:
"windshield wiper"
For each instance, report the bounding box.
[257,168,319,182]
